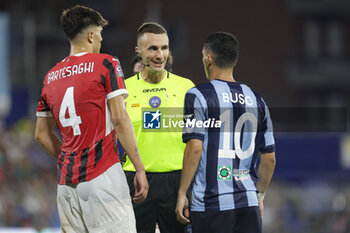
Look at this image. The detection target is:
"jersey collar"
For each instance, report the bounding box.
[137,70,169,80]
[71,52,88,57]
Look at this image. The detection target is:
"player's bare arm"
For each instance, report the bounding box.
[34,117,62,159]
[256,152,276,218]
[107,95,149,203]
[176,139,203,225]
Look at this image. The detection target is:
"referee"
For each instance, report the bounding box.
[123,22,194,233]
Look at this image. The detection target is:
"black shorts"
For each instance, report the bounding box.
[125,170,185,233]
[191,206,261,233]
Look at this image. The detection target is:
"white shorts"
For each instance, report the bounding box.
[57,163,136,233]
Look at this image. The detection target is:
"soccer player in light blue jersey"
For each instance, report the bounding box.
[175,32,276,233]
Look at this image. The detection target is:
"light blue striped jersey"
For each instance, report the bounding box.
[182,79,275,212]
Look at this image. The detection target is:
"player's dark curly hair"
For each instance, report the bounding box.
[204,32,239,68]
[60,5,108,40]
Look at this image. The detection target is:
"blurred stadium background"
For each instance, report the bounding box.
[0,0,350,232]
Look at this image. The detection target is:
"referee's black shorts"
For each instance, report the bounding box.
[191,206,262,233]
[125,170,185,233]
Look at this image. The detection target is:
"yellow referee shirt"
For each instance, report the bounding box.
[123,71,194,172]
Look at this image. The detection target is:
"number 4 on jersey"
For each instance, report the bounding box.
[59,87,82,136]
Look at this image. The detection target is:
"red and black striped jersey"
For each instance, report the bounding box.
[36,52,127,184]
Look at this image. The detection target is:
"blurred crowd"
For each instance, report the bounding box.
[0,117,350,232]
[264,180,350,233]
[0,117,59,229]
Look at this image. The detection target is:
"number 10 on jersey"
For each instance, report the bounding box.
[218,110,257,160]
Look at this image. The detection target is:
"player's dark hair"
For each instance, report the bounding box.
[137,22,167,41]
[131,55,143,70]
[165,51,173,72]
[204,32,239,68]
[60,5,108,40]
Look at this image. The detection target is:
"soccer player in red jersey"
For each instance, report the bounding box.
[34,5,148,232]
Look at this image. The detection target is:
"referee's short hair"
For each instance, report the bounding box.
[60,5,108,40]
[137,22,167,41]
[204,32,240,68]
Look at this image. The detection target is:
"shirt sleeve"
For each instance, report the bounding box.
[259,99,275,153]
[102,56,128,100]
[36,88,52,117]
[182,89,206,143]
